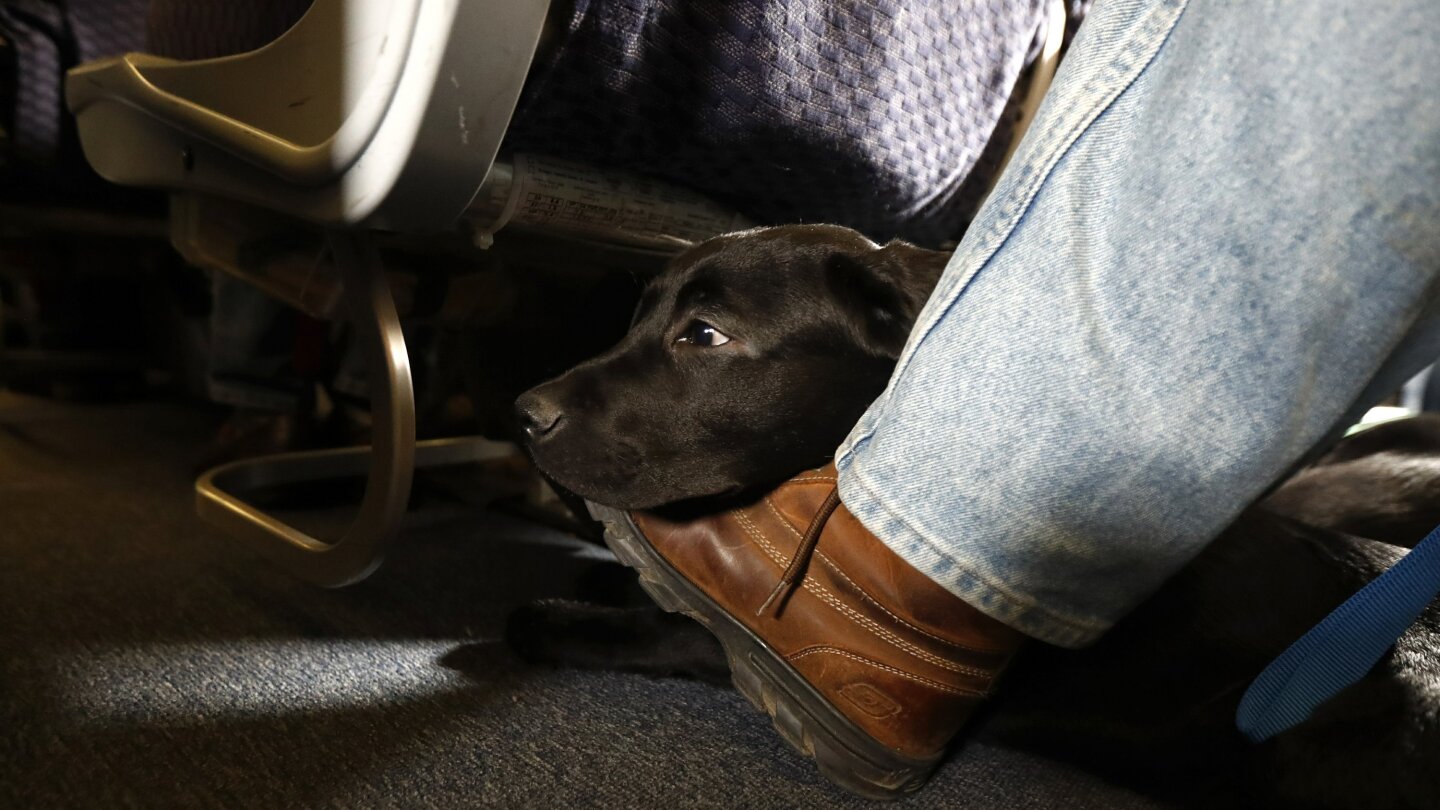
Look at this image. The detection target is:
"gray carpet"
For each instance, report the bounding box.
[0,393,1166,809]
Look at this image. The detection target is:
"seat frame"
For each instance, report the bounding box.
[193,230,512,586]
[68,0,549,585]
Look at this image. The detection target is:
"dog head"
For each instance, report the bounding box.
[515,224,948,509]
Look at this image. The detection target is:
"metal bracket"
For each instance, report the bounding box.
[194,230,503,586]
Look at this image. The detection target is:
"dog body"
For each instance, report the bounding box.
[511,225,1440,808]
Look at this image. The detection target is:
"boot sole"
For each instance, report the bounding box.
[588,502,939,799]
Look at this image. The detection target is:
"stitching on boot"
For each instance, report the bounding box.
[786,646,986,697]
[733,509,991,679]
[763,497,1007,655]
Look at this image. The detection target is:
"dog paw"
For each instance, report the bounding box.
[504,599,730,685]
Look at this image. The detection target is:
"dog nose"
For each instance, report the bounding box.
[515,391,564,440]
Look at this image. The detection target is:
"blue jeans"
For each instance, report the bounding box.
[836,0,1440,647]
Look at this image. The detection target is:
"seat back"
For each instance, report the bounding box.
[66,0,550,231]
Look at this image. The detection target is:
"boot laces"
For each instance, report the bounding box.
[756,486,842,617]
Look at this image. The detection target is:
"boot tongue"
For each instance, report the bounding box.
[767,465,841,535]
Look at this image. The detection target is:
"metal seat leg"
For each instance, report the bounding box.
[195,230,507,586]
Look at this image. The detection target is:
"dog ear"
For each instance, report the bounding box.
[824,240,950,358]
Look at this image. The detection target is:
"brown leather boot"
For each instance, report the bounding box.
[588,463,1026,799]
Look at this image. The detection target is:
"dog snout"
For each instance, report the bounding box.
[515,390,565,440]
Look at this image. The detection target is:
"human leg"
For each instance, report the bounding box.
[838,0,1440,647]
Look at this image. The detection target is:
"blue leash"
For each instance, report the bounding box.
[1236,520,1440,742]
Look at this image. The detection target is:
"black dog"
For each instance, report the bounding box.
[508,225,1440,809]
[516,224,947,509]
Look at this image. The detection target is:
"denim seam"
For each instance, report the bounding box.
[839,0,1191,462]
[844,460,1109,646]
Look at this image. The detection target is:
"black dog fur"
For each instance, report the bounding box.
[516,225,947,509]
[503,225,1440,809]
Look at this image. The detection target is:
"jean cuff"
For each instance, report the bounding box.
[835,443,1110,649]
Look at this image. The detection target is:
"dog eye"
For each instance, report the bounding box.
[676,321,732,347]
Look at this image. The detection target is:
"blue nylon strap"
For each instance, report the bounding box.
[1236,521,1440,742]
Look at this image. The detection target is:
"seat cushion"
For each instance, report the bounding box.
[1,0,148,168]
[140,0,1044,246]
[505,0,1048,245]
